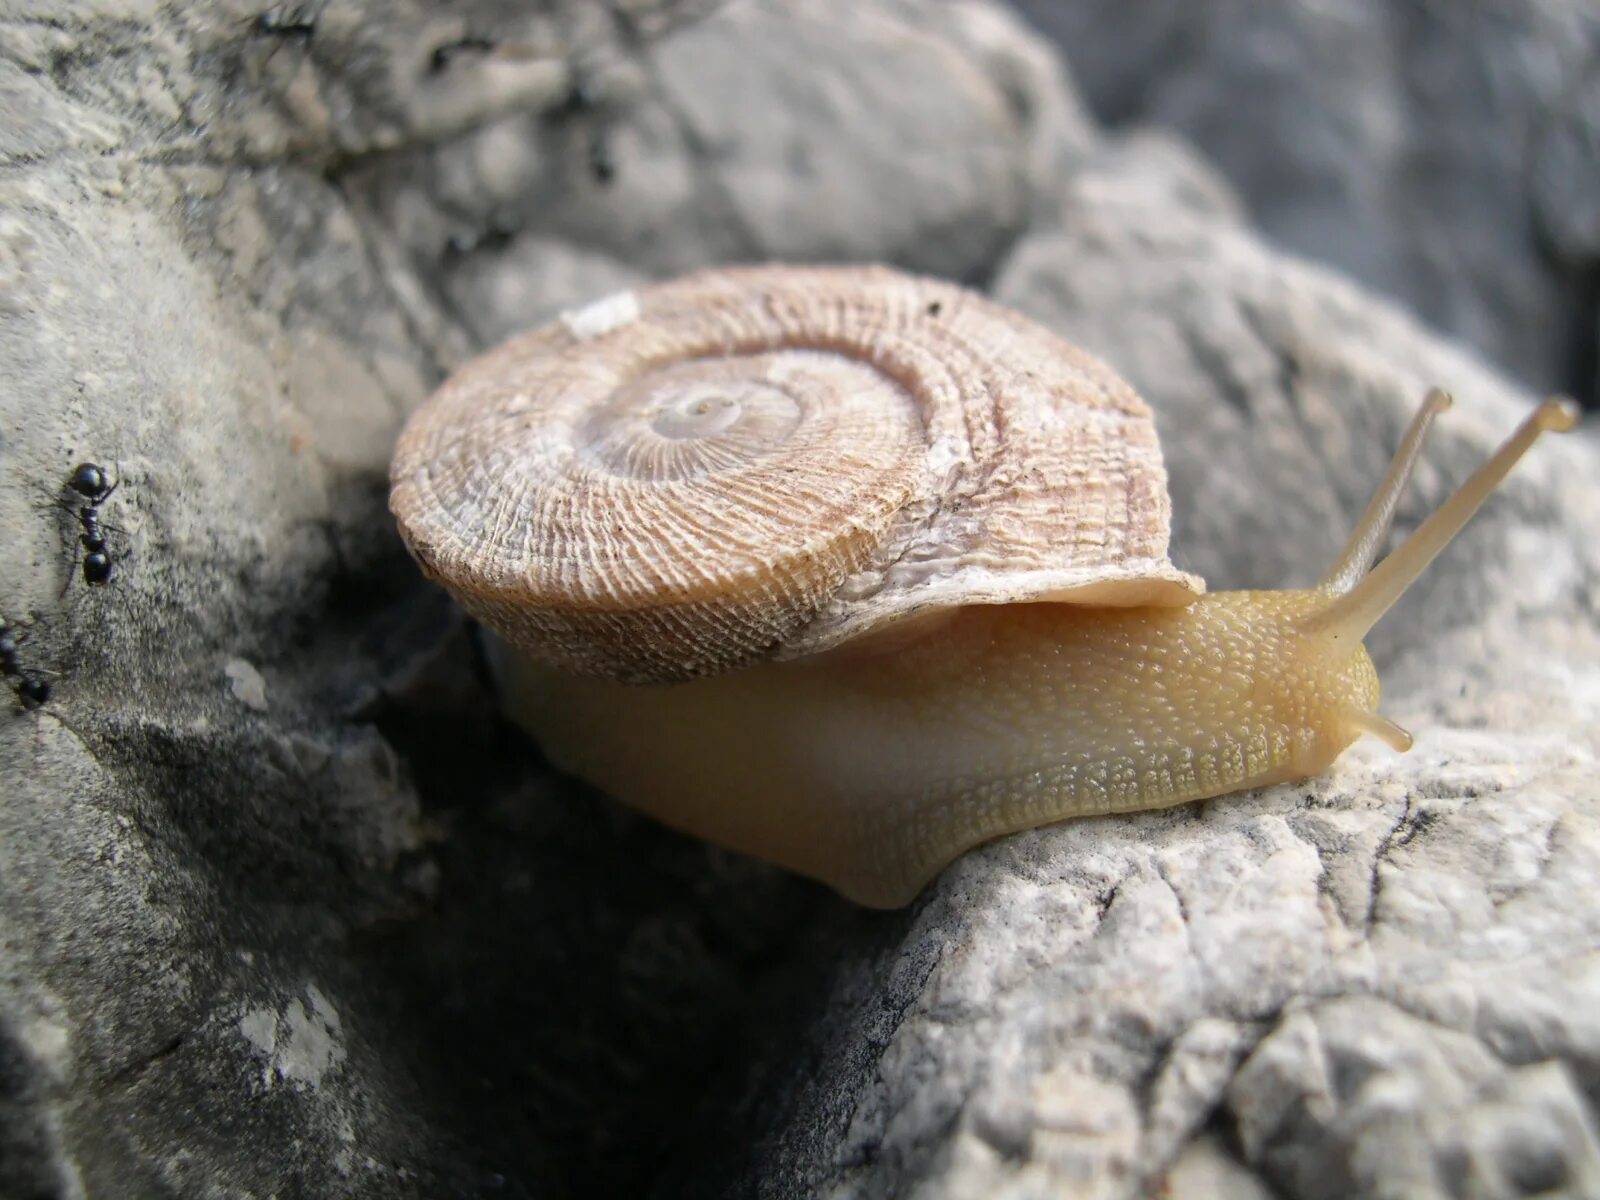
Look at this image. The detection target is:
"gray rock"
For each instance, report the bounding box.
[1009,0,1600,406]
[2,3,1597,1200]
[358,0,1090,346]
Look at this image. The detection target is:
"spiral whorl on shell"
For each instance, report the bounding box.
[389,265,1203,683]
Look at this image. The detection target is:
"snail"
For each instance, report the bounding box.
[389,264,1577,908]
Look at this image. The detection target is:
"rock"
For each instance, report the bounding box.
[2,3,1598,1199]
[1009,0,1600,406]
[357,0,1092,349]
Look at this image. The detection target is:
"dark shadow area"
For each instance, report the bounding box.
[336,608,851,1195]
[1559,259,1600,409]
[652,894,935,1199]
[0,1025,64,1200]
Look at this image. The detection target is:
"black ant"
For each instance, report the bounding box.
[0,618,50,710]
[550,73,620,186]
[61,462,118,589]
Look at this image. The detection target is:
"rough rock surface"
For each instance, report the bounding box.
[1,2,1597,1199]
[1010,0,1600,407]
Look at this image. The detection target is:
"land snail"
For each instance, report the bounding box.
[390,264,1578,908]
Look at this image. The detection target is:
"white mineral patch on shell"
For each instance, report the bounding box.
[924,434,966,478]
[561,290,641,341]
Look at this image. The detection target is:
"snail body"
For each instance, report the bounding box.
[494,592,1381,907]
[391,266,1576,907]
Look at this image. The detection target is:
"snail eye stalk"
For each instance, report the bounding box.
[1305,395,1578,644]
[1318,387,1452,598]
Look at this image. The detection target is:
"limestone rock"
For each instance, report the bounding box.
[1011,0,1600,406]
[358,0,1091,349]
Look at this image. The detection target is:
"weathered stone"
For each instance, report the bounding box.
[355,0,1088,343]
[1011,0,1600,405]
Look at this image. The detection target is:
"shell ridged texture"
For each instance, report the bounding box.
[389,265,1202,683]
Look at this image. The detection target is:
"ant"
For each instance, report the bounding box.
[0,618,50,710]
[61,462,118,589]
[551,73,619,187]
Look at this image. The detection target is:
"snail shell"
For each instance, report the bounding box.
[390,264,1202,683]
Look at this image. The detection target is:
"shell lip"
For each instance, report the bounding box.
[779,566,1204,661]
